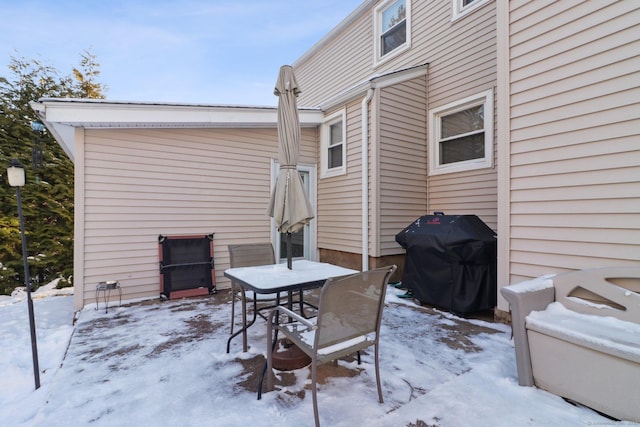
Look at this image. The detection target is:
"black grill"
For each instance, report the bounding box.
[395,213,496,314]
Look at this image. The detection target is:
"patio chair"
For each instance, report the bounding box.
[265,264,397,427]
[228,243,283,352]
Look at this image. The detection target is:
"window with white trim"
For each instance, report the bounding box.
[429,90,493,175]
[375,0,411,64]
[452,0,491,21]
[321,110,346,178]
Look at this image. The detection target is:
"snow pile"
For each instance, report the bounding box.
[0,284,619,426]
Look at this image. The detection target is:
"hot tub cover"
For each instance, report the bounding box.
[395,214,497,314]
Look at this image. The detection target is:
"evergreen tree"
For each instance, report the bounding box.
[0,49,106,294]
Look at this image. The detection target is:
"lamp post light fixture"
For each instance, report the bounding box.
[7,159,40,390]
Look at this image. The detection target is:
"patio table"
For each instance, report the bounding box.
[224,260,357,353]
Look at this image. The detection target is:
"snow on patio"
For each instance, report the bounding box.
[0,283,623,426]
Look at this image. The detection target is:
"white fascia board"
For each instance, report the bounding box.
[30,99,324,163]
[31,99,323,128]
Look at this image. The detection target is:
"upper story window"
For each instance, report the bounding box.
[429,90,493,175]
[452,0,491,21]
[321,109,347,178]
[375,0,411,65]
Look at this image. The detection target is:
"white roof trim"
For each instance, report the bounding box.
[318,63,429,111]
[31,98,323,128]
[30,98,324,162]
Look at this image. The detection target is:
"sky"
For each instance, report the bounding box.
[0,0,365,106]
[0,280,620,426]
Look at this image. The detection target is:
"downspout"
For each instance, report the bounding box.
[361,88,374,271]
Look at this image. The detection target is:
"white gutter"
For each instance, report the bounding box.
[361,88,374,271]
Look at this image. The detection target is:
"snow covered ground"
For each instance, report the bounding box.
[0,282,628,426]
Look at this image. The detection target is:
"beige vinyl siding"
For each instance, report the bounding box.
[80,127,317,306]
[428,168,498,229]
[317,101,363,254]
[296,12,373,107]
[298,0,498,259]
[297,1,497,108]
[428,87,499,230]
[376,77,428,256]
[418,2,497,106]
[423,2,497,231]
[506,0,640,282]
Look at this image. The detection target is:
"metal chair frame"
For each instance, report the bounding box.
[263,265,397,427]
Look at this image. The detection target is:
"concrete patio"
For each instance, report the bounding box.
[2,286,617,426]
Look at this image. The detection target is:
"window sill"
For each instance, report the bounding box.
[320,168,346,179]
[429,160,493,176]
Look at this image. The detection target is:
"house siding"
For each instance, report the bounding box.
[79,127,317,306]
[505,0,640,285]
[296,0,498,261]
[376,77,428,256]
[317,101,363,255]
[423,2,498,231]
[428,87,499,230]
[295,11,373,108]
[297,1,496,107]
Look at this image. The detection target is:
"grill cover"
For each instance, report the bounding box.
[395,214,497,314]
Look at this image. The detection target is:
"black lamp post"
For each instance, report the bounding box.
[7,159,40,390]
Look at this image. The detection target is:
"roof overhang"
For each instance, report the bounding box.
[317,63,429,111]
[30,98,324,161]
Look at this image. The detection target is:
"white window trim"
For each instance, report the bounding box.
[429,89,494,176]
[374,0,412,67]
[452,0,491,21]
[320,109,347,178]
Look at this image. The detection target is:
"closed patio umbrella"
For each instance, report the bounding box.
[267,65,314,269]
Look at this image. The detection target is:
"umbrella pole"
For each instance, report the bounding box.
[286,232,292,269]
